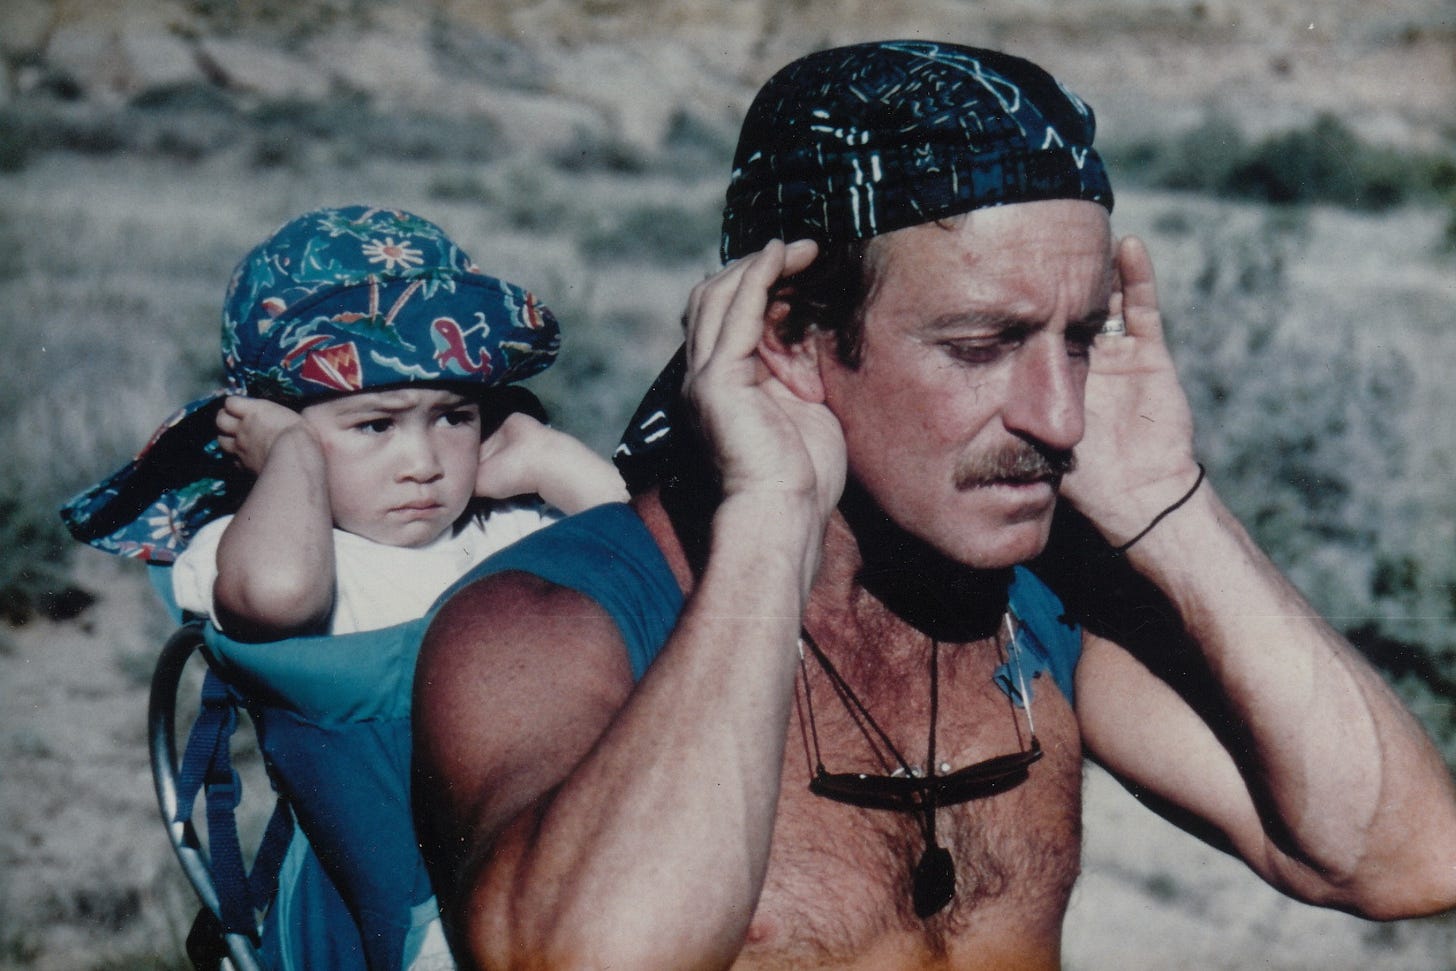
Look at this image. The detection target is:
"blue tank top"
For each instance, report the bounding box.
[453,503,1082,704]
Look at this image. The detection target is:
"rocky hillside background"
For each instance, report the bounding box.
[2,0,1456,968]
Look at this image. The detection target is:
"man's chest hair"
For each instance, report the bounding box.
[757,658,1085,950]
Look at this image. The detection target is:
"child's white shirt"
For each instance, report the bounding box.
[171,499,559,634]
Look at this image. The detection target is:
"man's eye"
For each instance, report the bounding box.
[943,337,1016,366]
[356,418,393,434]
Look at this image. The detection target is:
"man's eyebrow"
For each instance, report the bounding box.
[919,311,1028,334]
[920,308,1111,334]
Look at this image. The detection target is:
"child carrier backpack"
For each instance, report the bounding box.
[147,566,441,971]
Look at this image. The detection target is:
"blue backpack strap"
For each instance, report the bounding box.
[172,667,293,943]
[248,797,295,905]
[174,669,253,937]
[152,564,293,945]
[202,619,435,971]
[1002,566,1083,707]
[449,503,685,680]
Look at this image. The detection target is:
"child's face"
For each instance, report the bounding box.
[300,388,481,548]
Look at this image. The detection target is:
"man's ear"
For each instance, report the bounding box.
[759,298,826,402]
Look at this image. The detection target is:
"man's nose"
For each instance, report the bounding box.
[1000,337,1085,452]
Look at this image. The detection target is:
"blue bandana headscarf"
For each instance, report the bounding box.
[62,205,561,562]
[720,40,1113,262]
[616,41,1114,490]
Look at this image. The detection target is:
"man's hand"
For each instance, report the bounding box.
[683,239,847,524]
[215,395,312,476]
[1061,236,1202,545]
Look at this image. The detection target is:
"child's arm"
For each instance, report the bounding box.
[212,396,336,639]
[475,412,629,515]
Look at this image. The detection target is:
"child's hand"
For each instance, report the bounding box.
[475,412,563,500]
[216,396,310,475]
[476,412,628,514]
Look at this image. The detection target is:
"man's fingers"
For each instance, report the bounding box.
[1115,235,1165,340]
[713,239,819,363]
[780,238,819,275]
[716,240,793,361]
[686,239,818,374]
[686,253,757,368]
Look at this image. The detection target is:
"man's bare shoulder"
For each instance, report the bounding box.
[414,570,637,850]
[421,568,634,696]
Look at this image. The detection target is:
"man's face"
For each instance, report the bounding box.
[816,199,1113,568]
[300,387,482,548]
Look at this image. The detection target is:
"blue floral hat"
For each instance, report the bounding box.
[61,205,561,563]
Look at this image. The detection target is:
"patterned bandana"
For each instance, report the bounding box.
[720,40,1113,261]
[617,41,1114,489]
[62,206,561,562]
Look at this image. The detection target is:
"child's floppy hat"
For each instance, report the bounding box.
[62,205,561,563]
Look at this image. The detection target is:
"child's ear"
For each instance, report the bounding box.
[759,298,826,403]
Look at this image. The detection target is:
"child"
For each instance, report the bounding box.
[63,205,625,638]
[60,205,625,969]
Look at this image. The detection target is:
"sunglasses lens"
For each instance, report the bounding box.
[811,737,1041,811]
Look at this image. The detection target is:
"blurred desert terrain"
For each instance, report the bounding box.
[2,0,1455,967]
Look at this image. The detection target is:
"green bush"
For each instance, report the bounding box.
[477,163,575,231]
[0,477,91,625]
[1111,113,1247,196]
[550,127,649,175]
[1112,113,1456,213]
[1226,116,1406,210]
[578,201,720,265]
[1165,210,1456,763]
[3,85,505,172]
[659,108,737,177]
[246,93,505,167]
[0,109,33,172]
[186,0,389,41]
[129,81,238,116]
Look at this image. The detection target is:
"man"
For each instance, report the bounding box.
[413,41,1456,969]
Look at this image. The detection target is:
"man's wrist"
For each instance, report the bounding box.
[712,490,827,596]
[1079,461,1204,548]
[1106,469,1226,575]
[715,487,826,532]
[1108,463,1206,556]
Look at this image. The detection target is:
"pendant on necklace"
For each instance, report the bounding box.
[912,843,955,918]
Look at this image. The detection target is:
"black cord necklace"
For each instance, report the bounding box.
[797,614,1039,918]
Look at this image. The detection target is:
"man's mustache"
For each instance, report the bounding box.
[953,443,1076,490]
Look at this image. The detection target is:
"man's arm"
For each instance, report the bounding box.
[414,239,845,969]
[1067,237,1456,918]
[213,396,335,638]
